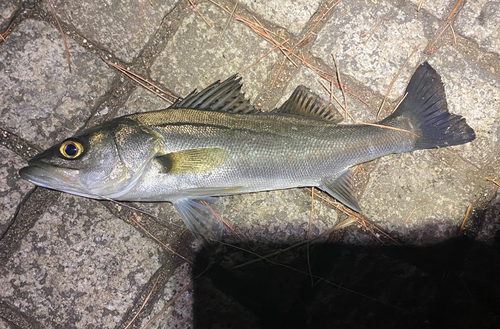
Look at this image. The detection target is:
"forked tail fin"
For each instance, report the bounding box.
[381,62,475,150]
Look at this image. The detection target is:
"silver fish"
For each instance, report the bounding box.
[20,62,475,238]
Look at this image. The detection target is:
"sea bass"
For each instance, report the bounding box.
[20,62,475,238]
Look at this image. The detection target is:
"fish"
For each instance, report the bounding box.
[19,62,475,239]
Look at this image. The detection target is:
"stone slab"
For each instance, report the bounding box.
[0,146,33,237]
[0,0,18,31]
[455,0,500,55]
[0,194,162,329]
[312,0,428,100]
[150,2,280,103]
[45,0,178,62]
[239,0,322,35]
[0,19,115,149]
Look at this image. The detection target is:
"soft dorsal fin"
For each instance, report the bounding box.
[155,148,228,174]
[275,86,342,122]
[320,169,360,212]
[168,75,259,114]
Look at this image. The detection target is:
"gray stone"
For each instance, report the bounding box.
[239,0,322,35]
[150,2,280,102]
[45,0,178,62]
[0,0,17,32]
[138,263,193,329]
[455,0,500,54]
[0,20,115,149]
[408,0,454,19]
[117,86,173,117]
[0,194,162,329]
[429,46,500,170]
[220,189,338,243]
[0,146,33,237]
[312,0,428,101]
[360,151,483,244]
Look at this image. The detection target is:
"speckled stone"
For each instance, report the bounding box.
[360,151,483,244]
[150,2,280,102]
[138,263,193,329]
[0,146,33,237]
[408,0,454,20]
[116,86,173,117]
[0,19,115,149]
[45,0,178,62]
[239,0,322,35]
[312,0,428,100]
[455,0,500,54]
[0,0,18,31]
[0,194,162,329]
[429,46,500,170]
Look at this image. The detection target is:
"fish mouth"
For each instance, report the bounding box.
[19,164,98,199]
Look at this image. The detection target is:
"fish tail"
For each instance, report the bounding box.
[380,62,475,150]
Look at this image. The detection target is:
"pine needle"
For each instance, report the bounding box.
[107,61,178,103]
[45,0,72,73]
[457,203,472,236]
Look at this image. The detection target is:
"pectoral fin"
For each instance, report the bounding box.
[320,169,360,212]
[156,148,228,174]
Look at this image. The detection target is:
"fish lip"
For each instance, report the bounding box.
[19,163,79,189]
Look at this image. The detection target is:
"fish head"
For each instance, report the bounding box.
[19,119,159,199]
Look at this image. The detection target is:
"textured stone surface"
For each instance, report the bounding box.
[117,86,172,117]
[312,0,428,100]
[150,2,280,102]
[0,194,162,329]
[430,46,500,170]
[46,0,178,62]
[0,20,115,149]
[408,0,454,19]
[455,0,500,54]
[0,0,17,31]
[1,0,500,327]
[0,146,32,237]
[139,263,193,329]
[239,0,322,35]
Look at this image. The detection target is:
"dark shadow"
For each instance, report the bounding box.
[192,231,500,329]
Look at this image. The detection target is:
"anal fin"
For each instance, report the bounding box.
[319,169,360,212]
[173,198,224,241]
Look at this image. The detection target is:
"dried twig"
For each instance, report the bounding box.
[403,208,416,225]
[485,177,500,187]
[457,203,472,236]
[239,38,289,73]
[447,0,462,20]
[188,0,212,27]
[417,0,424,11]
[332,54,348,121]
[128,214,193,264]
[141,281,193,329]
[45,0,72,73]
[377,44,419,120]
[427,22,451,53]
[107,61,178,103]
[363,20,381,45]
[124,275,161,329]
[216,0,239,50]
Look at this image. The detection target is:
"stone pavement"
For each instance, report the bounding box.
[1,0,499,328]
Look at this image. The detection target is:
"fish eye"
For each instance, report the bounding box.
[59,140,84,159]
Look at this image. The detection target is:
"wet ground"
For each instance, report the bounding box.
[1,0,500,328]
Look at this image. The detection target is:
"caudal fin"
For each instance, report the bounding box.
[382,62,475,149]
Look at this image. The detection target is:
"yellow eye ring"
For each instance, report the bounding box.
[59,140,84,159]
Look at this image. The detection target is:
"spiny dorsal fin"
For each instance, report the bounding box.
[155,148,228,174]
[275,86,342,122]
[168,75,259,114]
[320,169,360,212]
